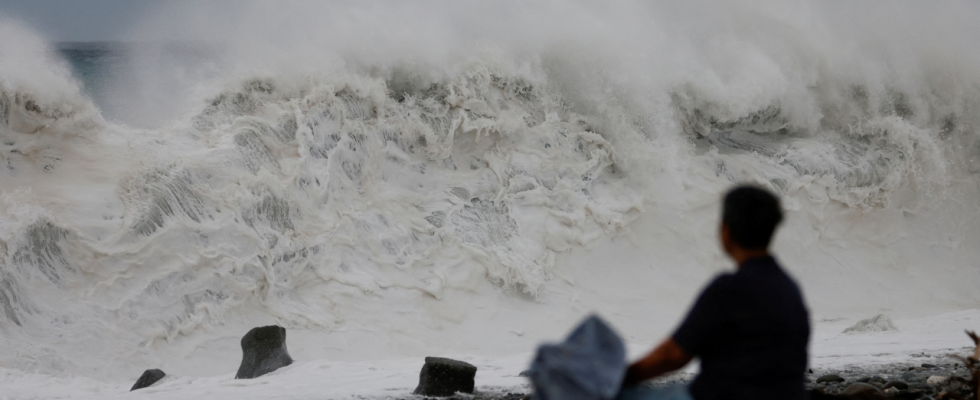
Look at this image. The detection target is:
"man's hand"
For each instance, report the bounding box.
[621,338,693,388]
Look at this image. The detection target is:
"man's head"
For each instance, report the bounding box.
[720,185,783,259]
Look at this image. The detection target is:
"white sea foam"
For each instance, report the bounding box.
[0,1,978,394]
[843,314,898,334]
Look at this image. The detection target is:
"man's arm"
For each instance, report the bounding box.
[622,276,724,387]
[621,338,693,387]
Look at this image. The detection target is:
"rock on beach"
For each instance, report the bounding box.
[130,369,166,391]
[413,357,478,397]
[235,325,294,379]
[817,373,845,383]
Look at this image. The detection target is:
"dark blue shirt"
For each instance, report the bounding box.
[672,256,810,400]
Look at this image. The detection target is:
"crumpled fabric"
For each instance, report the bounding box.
[527,315,627,400]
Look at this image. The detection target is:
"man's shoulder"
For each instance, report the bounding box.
[711,269,739,283]
[702,272,737,295]
[765,257,805,292]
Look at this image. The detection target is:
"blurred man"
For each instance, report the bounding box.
[618,185,810,400]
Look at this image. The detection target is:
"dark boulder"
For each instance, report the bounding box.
[130,369,166,391]
[842,382,880,395]
[413,357,477,396]
[817,373,846,383]
[884,380,909,390]
[900,370,930,382]
[235,325,294,379]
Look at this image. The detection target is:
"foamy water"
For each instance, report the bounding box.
[0,1,979,395]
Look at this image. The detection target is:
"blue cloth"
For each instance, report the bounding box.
[527,315,626,400]
[672,256,809,400]
[615,384,692,400]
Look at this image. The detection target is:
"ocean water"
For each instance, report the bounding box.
[1,1,980,391]
[55,41,222,127]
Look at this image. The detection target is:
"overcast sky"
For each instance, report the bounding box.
[0,0,175,41]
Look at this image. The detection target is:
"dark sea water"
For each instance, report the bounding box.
[56,42,130,119]
[54,41,220,127]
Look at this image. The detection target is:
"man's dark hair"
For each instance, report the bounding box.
[722,185,783,249]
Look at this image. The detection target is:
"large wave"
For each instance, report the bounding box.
[1,1,979,379]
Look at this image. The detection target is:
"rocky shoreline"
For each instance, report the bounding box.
[154,324,975,400]
[379,358,975,400]
[805,361,974,399]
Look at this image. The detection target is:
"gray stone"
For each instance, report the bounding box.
[869,376,886,384]
[413,357,477,397]
[884,380,909,390]
[909,382,935,392]
[130,369,166,391]
[235,325,293,379]
[842,382,880,395]
[816,373,845,383]
[901,370,930,382]
[856,376,871,383]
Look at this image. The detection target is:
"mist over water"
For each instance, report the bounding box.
[1,1,979,380]
[56,41,224,127]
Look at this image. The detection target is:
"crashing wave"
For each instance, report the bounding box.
[0,2,979,379]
